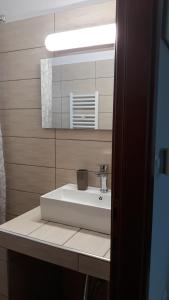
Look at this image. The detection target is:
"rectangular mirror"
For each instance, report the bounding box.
[41,50,115,130]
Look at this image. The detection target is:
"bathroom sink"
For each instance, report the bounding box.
[40,184,111,234]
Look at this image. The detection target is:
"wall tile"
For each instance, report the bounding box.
[52,98,62,113]
[0,79,41,109]
[61,79,95,97]
[96,77,114,95]
[99,113,113,130]
[54,2,115,31]
[0,109,55,138]
[52,65,61,82]
[61,97,70,113]
[7,190,40,216]
[61,62,95,81]
[0,48,51,81]
[52,113,61,128]
[52,82,61,98]
[4,137,55,167]
[0,14,54,52]
[56,168,111,189]
[55,130,112,141]
[99,95,113,113]
[55,140,112,172]
[96,59,114,78]
[6,164,55,194]
[61,113,70,129]
[56,169,98,188]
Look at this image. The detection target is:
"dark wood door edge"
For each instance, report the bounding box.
[110,0,161,299]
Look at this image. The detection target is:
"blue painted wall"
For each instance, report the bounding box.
[149,38,169,300]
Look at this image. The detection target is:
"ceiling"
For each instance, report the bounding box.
[0,0,113,23]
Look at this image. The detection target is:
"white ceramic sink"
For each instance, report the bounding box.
[40,184,111,234]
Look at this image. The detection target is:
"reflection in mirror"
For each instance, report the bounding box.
[41,50,115,130]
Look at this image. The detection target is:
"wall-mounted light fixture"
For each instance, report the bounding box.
[45,23,116,51]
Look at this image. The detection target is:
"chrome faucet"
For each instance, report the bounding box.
[97,164,108,193]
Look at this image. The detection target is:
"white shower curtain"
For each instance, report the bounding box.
[0,125,6,224]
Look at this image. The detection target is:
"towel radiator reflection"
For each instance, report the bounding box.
[70,92,99,129]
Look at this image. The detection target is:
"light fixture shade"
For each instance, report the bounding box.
[45,24,116,51]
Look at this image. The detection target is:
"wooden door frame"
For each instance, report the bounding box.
[110,0,161,299]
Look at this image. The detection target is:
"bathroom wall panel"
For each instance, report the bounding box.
[99,96,113,113]
[96,77,114,95]
[0,79,41,109]
[56,168,111,190]
[52,65,61,81]
[61,62,95,81]
[61,79,95,97]
[0,0,113,217]
[54,2,115,31]
[96,59,115,78]
[0,4,114,297]
[4,137,55,167]
[99,113,113,130]
[55,140,112,172]
[6,164,55,194]
[55,130,112,141]
[61,97,70,113]
[0,14,54,53]
[52,81,61,98]
[52,98,62,113]
[0,48,51,82]
[0,110,55,138]
[7,190,40,216]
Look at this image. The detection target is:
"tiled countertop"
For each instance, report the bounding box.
[0,207,110,281]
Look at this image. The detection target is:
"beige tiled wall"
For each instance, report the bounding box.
[0,1,114,219]
[0,3,114,297]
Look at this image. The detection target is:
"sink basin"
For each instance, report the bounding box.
[40,184,111,234]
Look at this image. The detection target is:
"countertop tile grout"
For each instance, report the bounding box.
[27,221,49,236]
[104,249,110,258]
[62,228,81,246]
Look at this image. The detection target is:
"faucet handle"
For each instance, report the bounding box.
[99,164,108,173]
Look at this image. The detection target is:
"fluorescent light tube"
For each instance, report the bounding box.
[45,24,116,51]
